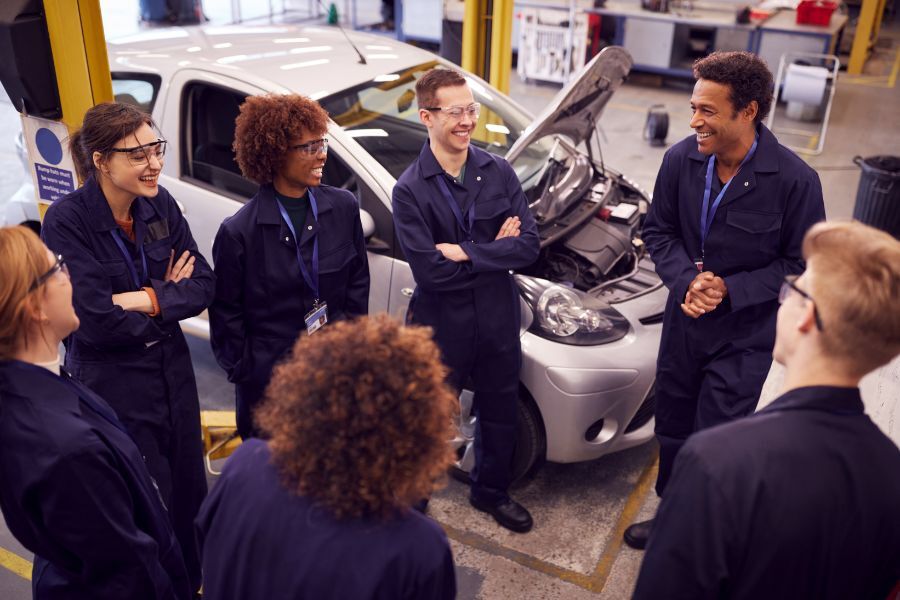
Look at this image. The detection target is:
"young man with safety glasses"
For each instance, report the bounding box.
[392,68,540,532]
[634,220,900,598]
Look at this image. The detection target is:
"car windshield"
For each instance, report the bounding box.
[319,61,554,190]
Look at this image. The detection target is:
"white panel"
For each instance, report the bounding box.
[757,31,825,73]
[403,0,442,41]
[623,18,675,69]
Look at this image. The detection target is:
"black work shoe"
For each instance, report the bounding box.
[469,496,534,533]
[623,518,654,550]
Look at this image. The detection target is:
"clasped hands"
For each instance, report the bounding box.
[435,216,521,263]
[681,271,727,319]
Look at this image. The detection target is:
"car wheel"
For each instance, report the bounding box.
[450,388,546,486]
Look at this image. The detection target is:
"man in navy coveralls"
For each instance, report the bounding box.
[392,68,540,532]
[624,51,825,548]
[634,220,900,599]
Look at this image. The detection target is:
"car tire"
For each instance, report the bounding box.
[451,390,546,486]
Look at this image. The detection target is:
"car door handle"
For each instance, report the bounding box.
[401,288,414,297]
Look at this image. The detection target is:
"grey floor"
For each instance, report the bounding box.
[1,5,899,599]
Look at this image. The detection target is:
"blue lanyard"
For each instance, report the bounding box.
[700,135,759,257]
[109,229,148,290]
[276,188,320,301]
[436,174,475,238]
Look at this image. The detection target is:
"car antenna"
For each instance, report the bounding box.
[317,0,367,65]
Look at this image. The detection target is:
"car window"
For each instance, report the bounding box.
[111,73,161,113]
[181,83,258,200]
[320,149,399,258]
[319,61,554,188]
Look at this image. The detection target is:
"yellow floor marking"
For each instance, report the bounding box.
[888,48,900,88]
[841,48,900,89]
[440,451,659,593]
[589,455,659,592]
[0,547,32,581]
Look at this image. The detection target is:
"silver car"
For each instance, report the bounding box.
[102,24,665,480]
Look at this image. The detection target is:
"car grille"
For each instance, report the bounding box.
[624,384,656,433]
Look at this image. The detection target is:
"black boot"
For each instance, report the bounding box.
[623,518,654,549]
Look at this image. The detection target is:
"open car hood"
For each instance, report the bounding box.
[506,47,633,163]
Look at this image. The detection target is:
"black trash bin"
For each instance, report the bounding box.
[852,155,900,238]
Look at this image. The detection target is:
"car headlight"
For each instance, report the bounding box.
[515,275,629,346]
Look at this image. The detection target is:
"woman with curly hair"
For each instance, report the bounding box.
[209,93,370,439]
[0,226,192,599]
[196,315,458,599]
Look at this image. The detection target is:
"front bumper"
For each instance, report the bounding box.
[520,282,665,463]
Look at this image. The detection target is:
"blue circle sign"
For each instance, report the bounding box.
[36,127,64,165]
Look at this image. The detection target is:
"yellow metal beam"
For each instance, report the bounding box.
[489,0,514,94]
[42,0,113,134]
[847,0,885,75]
[461,0,484,76]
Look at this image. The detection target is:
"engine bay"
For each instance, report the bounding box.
[522,155,649,294]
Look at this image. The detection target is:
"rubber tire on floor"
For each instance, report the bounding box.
[451,392,546,485]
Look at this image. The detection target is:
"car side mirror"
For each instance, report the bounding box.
[360,208,376,239]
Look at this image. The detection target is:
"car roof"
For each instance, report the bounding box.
[107,23,439,99]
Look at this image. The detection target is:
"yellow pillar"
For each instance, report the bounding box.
[489,0,514,94]
[42,0,114,134]
[461,0,485,77]
[847,0,884,75]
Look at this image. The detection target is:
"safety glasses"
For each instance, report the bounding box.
[778,274,824,331]
[29,254,69,292]
[423,102,481,121]
[109,139,167,167]
[290,138,329,157]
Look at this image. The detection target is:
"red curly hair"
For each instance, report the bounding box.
[256,315,459,520]
[233,94,330,184]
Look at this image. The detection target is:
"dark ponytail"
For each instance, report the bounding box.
[68,102,155,180]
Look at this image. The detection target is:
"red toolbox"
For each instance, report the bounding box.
[796,0,838,26]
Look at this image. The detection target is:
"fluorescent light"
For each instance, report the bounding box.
[345,128,389,138]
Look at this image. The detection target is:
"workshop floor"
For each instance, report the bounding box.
[0,4,897,598]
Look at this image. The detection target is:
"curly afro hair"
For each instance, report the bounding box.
[693,51,773,124]
[233,94,330,184]
[256,314,459,520]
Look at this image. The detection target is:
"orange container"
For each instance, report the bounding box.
[796,0,837,26]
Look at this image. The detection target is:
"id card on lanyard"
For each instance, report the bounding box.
[276,188,327,335]
[436,174,475,241]
[696,135,759,271]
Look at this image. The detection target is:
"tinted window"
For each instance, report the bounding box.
[319,61,553,187]
[320,150,397,258]
[181,83,257,200]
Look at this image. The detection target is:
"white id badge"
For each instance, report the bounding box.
[305,302,328,335]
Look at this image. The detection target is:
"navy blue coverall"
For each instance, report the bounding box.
[209,184,370,439]
[0,360,192,600]
[634,386,900,599]
[41,177,214,590]
[642,125,825,495]
[392,143,540,502]
[195,439,456,599]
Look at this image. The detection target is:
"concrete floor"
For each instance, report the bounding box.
[1,4,899,599]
